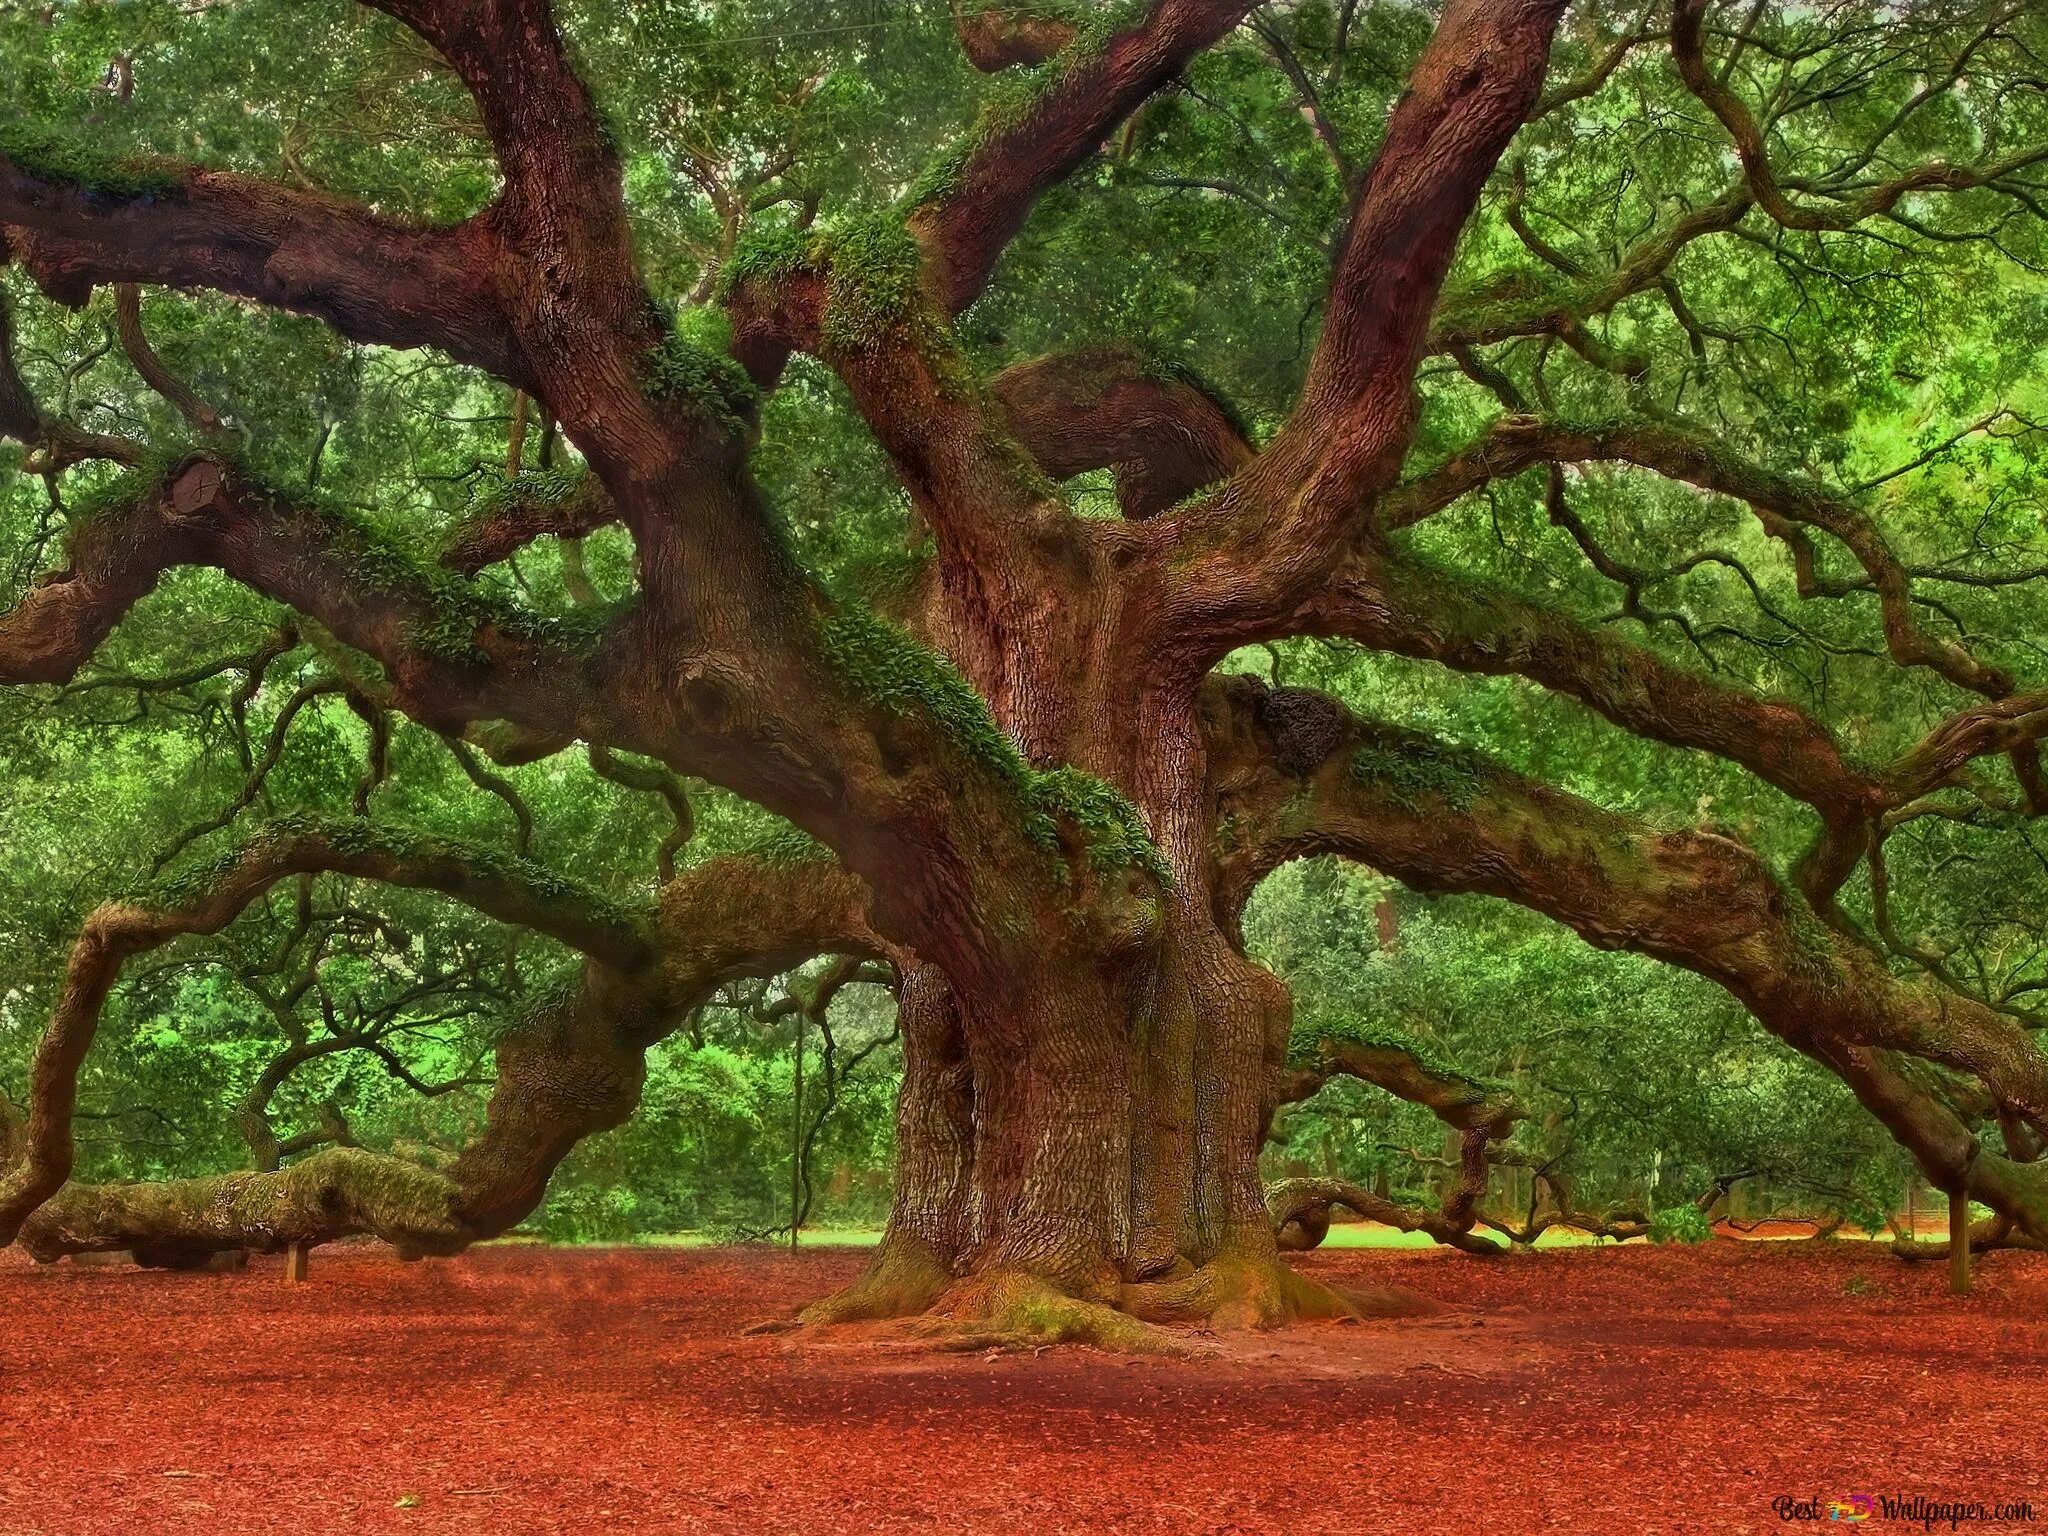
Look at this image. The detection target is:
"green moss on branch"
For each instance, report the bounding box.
[645,306,759,427]
[819,610,1165,880]
[0,124,184,200]
[1350,728,1492,812]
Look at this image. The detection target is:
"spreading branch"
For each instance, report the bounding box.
[1,157,521,380]
[1203,674,2048,1228]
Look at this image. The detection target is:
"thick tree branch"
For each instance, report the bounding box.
[1163,0,1567,647]
[1,158,520,381]
[1276,1018,1526,1240]
[1203,674,2048,1200]
[357,0,652,352]
[952,3,1076,71]
[1268,1177,1502,1255]
[991,347,1254,519]
[437,470,619,574]
[914,1,1260,313]
[0,454,601,744]
[1428,189,1752,352]
[0,813,654,1244]
[1308,549,1887,821]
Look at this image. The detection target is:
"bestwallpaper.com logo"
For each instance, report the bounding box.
[1771,1493,2038,1528]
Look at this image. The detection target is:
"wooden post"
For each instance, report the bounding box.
[283,1241,308,1285]
[1949,1192,1971,1295]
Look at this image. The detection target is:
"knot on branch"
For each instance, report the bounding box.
[952,3,1076,70]
[167,457,229,522]
[1257,687,1345,776]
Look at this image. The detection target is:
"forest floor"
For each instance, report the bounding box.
[1,1237,2042,1535]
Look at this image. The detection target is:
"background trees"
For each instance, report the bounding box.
[3,0,2047,1328]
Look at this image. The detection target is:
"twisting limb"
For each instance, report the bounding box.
[1164,0,1569,646]
[1269,1019,1526,1252]
[0,278,139,470]
[1671,0,2048,235]
[990,347,1254,519]
[1379,413,2019,699]
[359,0,648,332]
[1308,549,1887,823]
[149,679,347,872]
[445,735,535,855]
[1807,1040,2048,1246]
[1316,538,2048,868]
[6,827,884,1260]
[437,471,619,575]
[913,1,1261,312]
[1280,1023,1523,1143]
[111,285,226,439]
[1202,673,2048,1240]
[586,745,693,882]
[0,813,656,1245]
[1267,1177,1502,1255]
[1429,190,1755,354]
[735,955,900,1237]
[1,155,520,380]
[0,454,603,745]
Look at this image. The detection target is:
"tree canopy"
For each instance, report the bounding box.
[4,0,2048,1337]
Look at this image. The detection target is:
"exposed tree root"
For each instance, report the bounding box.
[910,1269,1199,1356]
[795,1234,956,1325]
[776,1247,1443,1355]
[1121,1251,1443,1330]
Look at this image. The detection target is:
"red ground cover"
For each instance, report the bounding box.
[1,1238,2042,1534]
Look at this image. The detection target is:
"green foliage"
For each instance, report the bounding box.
[745,820,831,866]
[820,609,1165,878]
[1022,766,1170,882]
[1247,861,1914,1225]
[463,467,584,520]
[1649,1203,1713,1245]
[718,225,815,297]
[1349,729,1491,812]
[820,605,1029,784]
[645,314,759,427]
[818,216,928,354]
[0,123,182,199]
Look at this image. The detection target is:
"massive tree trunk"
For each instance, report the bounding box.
[805,637,1355,1331]
[776,0,1573,1335]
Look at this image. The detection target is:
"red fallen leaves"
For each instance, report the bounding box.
[1,1238,2043,1534]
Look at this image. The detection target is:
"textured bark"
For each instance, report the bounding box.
[990,348,1253,518]
[1268,1178,1501,1256]
[804,965,972,1321]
